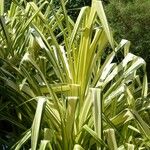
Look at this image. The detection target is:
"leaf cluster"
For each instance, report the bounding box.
[0,0,149,149]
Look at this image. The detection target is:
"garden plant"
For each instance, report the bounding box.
[0,0,150,149]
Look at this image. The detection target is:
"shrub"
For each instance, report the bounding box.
[0,0,149,149]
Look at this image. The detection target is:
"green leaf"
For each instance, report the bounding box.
[31,97,46,150]
[83,125,108,148]
[91,88,102,150]
[12,130,31,150]
[125,143,135,150]
[39,140,50,150]
[73,144,85,150]
[105,128,118,150]
[0,0,4,16]
[70,6,88,46]
[130,110,150,140]
[94,0,114,49]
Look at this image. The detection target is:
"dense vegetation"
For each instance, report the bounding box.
[4,0,150,70]
[0,0,150,149]
[66,0,150,79]
[105,0,150,79]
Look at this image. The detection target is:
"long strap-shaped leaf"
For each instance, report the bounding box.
[94,0,114,49]
[12,130,31,150]
[0,0,4,16]
[105,128,118,150]
[83,125,108,148]
[0,16,12,55]
[130,110,150,140]
[91,88,102,150]
[31,97,46,150]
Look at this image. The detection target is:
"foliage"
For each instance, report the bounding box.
[105,0,150,78]
[66,0,92,20]
[0,0,149,149]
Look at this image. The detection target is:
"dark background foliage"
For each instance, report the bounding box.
[105,0,150,79]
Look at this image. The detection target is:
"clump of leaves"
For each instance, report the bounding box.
[0,0,149,149]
